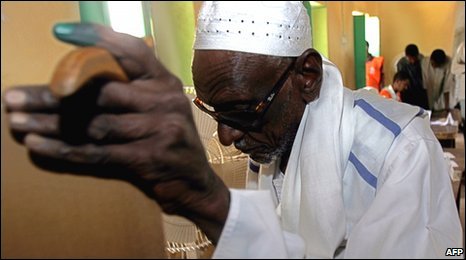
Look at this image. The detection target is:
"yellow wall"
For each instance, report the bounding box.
[150,2,196,86]
[324,1,459,89]
[1,2,80,92]
[378,1,458,86]
[325,2,378,89]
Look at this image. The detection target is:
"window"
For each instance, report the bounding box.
[107,1,145,38]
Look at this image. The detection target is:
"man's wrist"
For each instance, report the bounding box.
[189,179,230,244]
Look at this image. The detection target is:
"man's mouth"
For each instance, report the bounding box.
[234,140,276,164]
[234,139,261,154]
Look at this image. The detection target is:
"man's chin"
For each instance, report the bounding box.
[249,152,276,164]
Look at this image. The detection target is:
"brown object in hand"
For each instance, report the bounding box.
[1,44,167,258]
[49,47,129,97]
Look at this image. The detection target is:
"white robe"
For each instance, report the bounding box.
[421,57,455,111]
[213,59,463,258]
[451,41,465,119]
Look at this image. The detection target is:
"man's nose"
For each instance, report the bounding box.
[217,123,245,146]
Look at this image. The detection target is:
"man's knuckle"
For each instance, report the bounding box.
[92,146,109,164]
[97,84,114,106]
[160,120,191,148]
[58,145,72,159]
[88,115,114,140]
[134,38,149,51]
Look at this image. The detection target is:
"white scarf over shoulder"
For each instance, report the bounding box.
[279,59,351,256]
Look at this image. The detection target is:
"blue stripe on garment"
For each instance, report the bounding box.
[354,99,401,137]
[249,160,260,173]
[349,152,377,189]
[415,107,425,117]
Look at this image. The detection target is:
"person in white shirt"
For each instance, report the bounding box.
[3,2,463,258]
[451,41,465,127]
[422,49,455,112]
[451,41,465,177]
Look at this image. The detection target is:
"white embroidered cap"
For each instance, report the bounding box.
[193,1,312,57]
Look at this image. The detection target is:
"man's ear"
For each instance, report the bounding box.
[294,48,323,103]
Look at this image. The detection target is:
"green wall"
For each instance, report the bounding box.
[151,2,195,86]
[353,15,366,89]
[311,6,329,58]
[79,1,195,86]
[79,2,109,25]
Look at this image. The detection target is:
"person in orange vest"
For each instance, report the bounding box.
[380,71,410,101]
[365,41,385,91]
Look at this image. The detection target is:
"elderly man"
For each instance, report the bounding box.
[3,2,462,258]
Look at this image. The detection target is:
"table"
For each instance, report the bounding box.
[431,124,458,148]
[430,110,461,148]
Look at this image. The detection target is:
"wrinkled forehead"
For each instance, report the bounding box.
[192,50,282,104]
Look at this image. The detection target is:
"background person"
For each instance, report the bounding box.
[365,41,385,91]
[396,44,429,110]
[380,71,410,101]
[422,49,455,112]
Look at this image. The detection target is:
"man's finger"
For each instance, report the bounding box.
[88,113,156,141]
[97,81,187,112]
[24,133,132,166]
[97,81,155,111]
[3,86,59,112]
[9,112,59,136]
[23,133,176,184]
[53,22,171,79]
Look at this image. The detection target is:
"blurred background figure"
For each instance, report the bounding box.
[365,41,385,91]
[422,49,455,112]
[380,71,410,102]
[451,41,465,144]
[396,44,429,110]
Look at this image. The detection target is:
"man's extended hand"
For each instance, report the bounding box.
[3,23,229,243]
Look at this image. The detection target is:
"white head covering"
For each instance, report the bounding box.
[193,1,312,57]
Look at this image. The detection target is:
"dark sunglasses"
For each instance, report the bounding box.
[193,60,295,132]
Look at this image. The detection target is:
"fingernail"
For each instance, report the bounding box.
[53,22,99,46]
[25,134,45,148]
[54,23,75,35]
[10,112,29,124]
[4,90,26,106]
